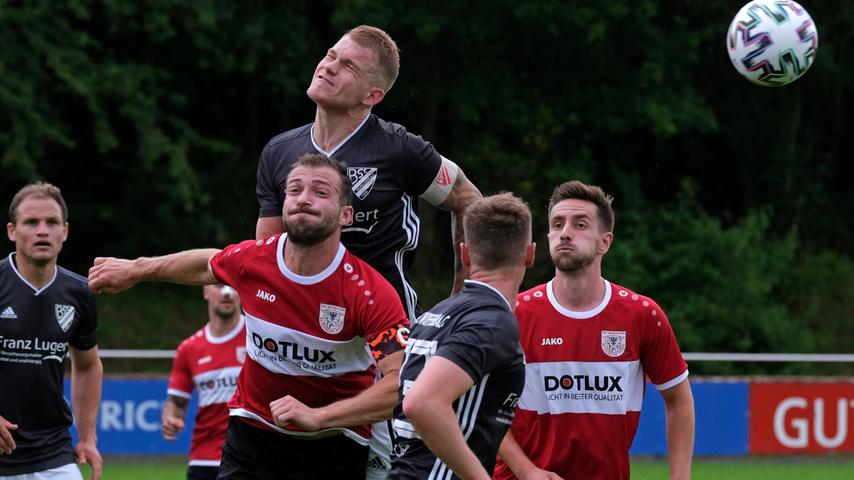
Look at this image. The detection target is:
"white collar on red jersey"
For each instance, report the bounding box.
[205,314,245,344]
[276,234,346,285]
[546,278,612,319]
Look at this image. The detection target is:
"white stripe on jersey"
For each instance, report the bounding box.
[428,374,491,480]
[192,366,241,407]
[243,312,374,378]
[396,194,420,321]
[229,407,370,445]
[519,361,645,415]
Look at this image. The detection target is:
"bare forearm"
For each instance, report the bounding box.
[663,382,695,480]
[409,402,489,480]
[72,358,103,442]
[450,211,468,294]
[162,399,187,422]
[445,170,481,294]
[498,431,539,479]
[133,249,219,285]
[317,371,399,428]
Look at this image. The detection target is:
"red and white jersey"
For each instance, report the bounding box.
[209,234,408,445]
[493,279,688,480]
[167,316,245,466]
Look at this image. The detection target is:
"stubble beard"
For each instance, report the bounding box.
[284,216,338,247]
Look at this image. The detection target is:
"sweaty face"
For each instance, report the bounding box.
[7,197,68,266]
[282,166,348,246]
[306,35,380,110]
[547,199,606,272]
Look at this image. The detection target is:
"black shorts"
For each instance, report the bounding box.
[187,465,218,480]
[216,417,368,480]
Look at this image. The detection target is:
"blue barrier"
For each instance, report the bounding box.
[65,378,750,456]
[631,381,749,456]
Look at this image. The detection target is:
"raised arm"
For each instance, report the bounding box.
[70,345,103,480]
[440,168,482,294]
[660,378,694,480]
[88,248,220,294]
[256,216,285,240]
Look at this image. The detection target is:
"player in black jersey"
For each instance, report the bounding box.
[255,25,482,478]
[389,194,535,480]
[1,183,102,479]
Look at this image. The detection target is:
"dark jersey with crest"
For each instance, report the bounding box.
[389,280,525,480]
[0,253,98,475]
[256,114,443,321]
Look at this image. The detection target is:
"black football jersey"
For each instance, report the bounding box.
[256,114,443,320]
[0,253,97,475]
[389,280,525,479]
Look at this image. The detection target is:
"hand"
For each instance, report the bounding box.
[88,257,138,294]
[269,395,325,431]
[162,416,185,441]
[519,468,565,480]
[75,438,103,480]
[0,416,17,455]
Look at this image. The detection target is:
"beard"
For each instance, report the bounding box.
[285,213,339,246]
[551,246,597,273]
[214,304,236,319]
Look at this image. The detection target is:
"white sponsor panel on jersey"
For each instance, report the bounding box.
[519,360,645,415]
[244,313,373,378]
[193,366,241,407]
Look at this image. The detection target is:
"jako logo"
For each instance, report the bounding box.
[541,337,563,346]
[544,375,623,392]
[250,333,335,363]
[256,290,276,302]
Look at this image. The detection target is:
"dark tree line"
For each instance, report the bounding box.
[2,1,851,373]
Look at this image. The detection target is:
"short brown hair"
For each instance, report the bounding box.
[548,180,614,232]
[464,193,532,270]
[345,25,400,92]
[8,182,68,224]
[289,154,354,206]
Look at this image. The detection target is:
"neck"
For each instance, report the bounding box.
[13,253,56,289]
[208,313,240,338]
[283,234,341,276]
[468,265,526,310]
[312,107,370,152]
[552,263,606,311]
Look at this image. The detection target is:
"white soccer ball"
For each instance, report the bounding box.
[727,0,818,86]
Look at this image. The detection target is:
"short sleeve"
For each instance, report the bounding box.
[257,145,284,218]
[436,308,519,384]
[167,341,194,399]
[639,299,688,390]
[209,239,258,288]
[355,265,409,357]
[69,288,98,350]
[399,132,442,197]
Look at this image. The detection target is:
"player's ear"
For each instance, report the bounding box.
[339,205,354,226]
[6,222,14,242]
[525,242,536,268]
[598,232,613,255]
[460,242,471,268]
[363,86,385,107]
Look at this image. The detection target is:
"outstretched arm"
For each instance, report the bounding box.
[70,346,103,480]
[661,378,694,480]
[88,249,220,294]
[440,168,482,294]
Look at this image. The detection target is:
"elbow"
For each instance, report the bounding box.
[402,393,430,427]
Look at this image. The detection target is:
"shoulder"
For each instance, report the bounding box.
[0,255,9,274]
[263,124,313,152]
[607,281,666,322]
[515,283,549,314]
[176,327,207,352]
[371,116,428,144]
[56,265,96,298]
[340,251,396,295]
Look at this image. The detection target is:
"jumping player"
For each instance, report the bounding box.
[254,25,483,478]
[389,194,535,479]
[494,180,695,480]
[89,154,408,480]
[163,285,245,480]
[1,182,103,480]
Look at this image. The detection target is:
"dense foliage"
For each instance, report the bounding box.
[2,1,851,373]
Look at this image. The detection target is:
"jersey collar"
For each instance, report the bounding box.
[310,113,372,157]
[546,277,611,319]
[276,234,346,285]
[464,279,513,311]
[6,252,58,296]
[205,314,245,344]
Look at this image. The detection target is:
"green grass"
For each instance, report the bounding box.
[82,456,854,479]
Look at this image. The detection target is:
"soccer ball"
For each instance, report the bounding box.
[727,0,818,86]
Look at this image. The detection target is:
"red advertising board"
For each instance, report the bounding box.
[750,383,854,453]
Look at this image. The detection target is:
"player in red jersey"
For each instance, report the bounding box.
[494,180,695,480]
[163,285,244,480]
[88,154,409,479]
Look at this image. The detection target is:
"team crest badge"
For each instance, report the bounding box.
[236,347,247,364]
[319,304,346,334]
[348,167,378,200]
[601,330,626,357]
[55,304,75,332]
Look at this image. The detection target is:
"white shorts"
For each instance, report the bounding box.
[0,463,82,480]
[365,420,392,480]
